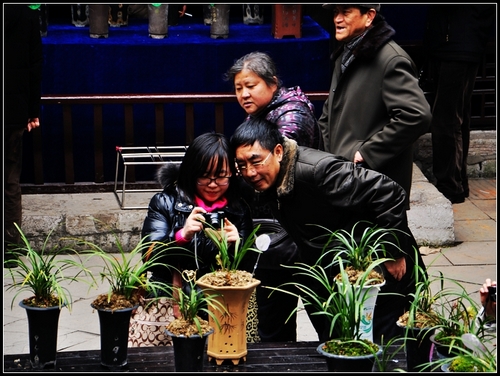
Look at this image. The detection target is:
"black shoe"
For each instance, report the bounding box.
[445,194,465,204]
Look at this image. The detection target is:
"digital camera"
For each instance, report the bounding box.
[202,211,225,229]
[488,285,496,302]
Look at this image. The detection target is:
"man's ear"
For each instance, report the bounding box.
[274,144,284,162]
[365,9,376,27]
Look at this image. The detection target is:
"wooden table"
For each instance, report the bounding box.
[4,341,408,372]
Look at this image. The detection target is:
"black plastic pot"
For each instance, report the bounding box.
[316,342,382,372]
[403,326,435,371]
[20,300,62,369]
[92,304,137,369]
[165,328,213,371]
[430,333,463,358]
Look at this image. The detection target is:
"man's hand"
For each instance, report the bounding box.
[384,257,406,281]
[26,117,40,132]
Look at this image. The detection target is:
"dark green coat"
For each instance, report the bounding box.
[318,19,431,208]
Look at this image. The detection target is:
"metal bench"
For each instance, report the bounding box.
[114,145,187,209]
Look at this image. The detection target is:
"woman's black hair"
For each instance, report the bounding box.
[177,132,239,204]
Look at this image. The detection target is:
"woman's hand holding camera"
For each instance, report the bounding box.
[181,207,207,241]
[182,209,239,244]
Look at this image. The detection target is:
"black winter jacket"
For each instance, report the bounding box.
[141,164,254,282]
[256,138,423,275]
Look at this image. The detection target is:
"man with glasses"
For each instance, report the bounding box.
[231,117,427,343]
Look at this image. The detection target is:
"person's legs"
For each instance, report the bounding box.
[4,126,25,261]
[431,60,470,203]
[255,268,298,342]
[460,63,480,198]
[374,241,427,344]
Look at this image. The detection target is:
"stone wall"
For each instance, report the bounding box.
[414,130,497,184]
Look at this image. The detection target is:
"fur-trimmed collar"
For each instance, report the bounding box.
[276,137,299,197]
[156,163,180,189]
[332,19,396,62]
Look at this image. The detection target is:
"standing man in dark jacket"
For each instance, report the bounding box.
[231,117,427,343]
[424,5,495,204]
[4,4,43,266]
[318,4,431,210]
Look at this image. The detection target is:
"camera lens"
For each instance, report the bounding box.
[203,212,224,229]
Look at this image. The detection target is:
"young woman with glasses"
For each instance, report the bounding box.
[141,132,254,287]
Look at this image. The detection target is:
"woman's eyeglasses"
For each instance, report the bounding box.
[196,176,231,186]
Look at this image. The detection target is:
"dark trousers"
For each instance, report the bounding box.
[4,125,25,252]
[431,60,479,200]
[255,267,298,342]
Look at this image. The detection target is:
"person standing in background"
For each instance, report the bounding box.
[318,4,431,210]
[4,4,43,267]
[424,5,495,204]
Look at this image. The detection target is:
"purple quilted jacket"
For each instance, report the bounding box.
[248,86,324,150]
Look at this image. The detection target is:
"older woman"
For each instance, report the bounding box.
[224,51,323,150]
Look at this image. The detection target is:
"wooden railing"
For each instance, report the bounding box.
[24,92,329,194]
[24,63,495,195]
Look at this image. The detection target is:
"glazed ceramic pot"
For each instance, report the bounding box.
[210,4,230,39]
[89,4,109,38]
[148,4,168,39]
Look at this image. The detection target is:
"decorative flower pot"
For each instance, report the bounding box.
[341,280,385,343]
[210,4,230,39]
[165,328,214,371]
[148,4,168,39]
[196,278,260,365]
[91,304,138,369]
[89,4,109,38]
[19,301,62,369]
[316,342,382,372]
[243,4,264,25]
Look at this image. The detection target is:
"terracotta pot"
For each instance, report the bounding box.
[316,341,382,372]
[91,303,138,369]
[165,328,213,371]
[196,278,260,365]
[19,301,62,369]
